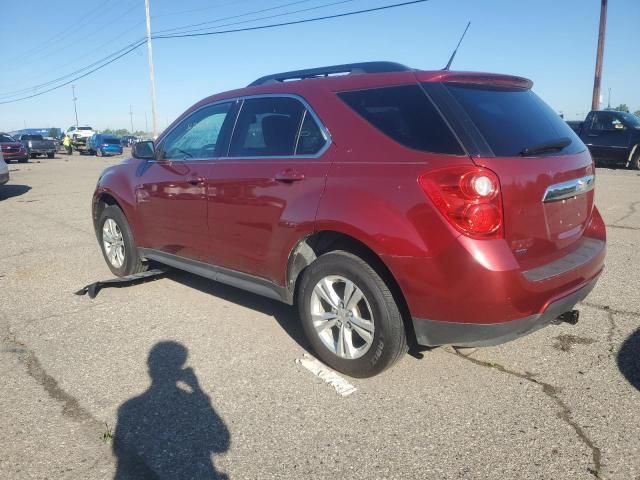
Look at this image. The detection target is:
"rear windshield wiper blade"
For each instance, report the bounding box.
[520,137,571,156]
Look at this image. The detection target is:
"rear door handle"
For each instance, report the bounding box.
[587,133,599,137]
[187,176,205,186]
[275,169,305,182]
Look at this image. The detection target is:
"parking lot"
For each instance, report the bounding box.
[0,152,638,479]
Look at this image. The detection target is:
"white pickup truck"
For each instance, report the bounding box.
[65,125,95,153]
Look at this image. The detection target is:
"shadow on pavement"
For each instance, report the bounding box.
[0,184,31,200]
[168,270,312,354]
[617,329,640,391]
[113,341,230,479]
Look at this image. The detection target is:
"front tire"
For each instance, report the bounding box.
[632,150,640,170]
[97,205,147,277]
[298,251,407,378]
[47,152,55,159]
[96,149,103,157]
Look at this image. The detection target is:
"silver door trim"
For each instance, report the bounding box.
[542,174,595,203]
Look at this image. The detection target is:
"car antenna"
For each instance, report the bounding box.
[443,21,471,71]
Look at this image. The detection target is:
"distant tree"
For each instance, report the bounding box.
[634,110,640,118]
[614,104,630,113]
[48,128,60,138]
[133,130,146,136]
[102,128,130,136]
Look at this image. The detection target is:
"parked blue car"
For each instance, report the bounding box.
[87,134,123,157]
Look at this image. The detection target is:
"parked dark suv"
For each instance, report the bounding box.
[93,62,606,377]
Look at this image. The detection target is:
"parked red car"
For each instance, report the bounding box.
[0,133,29,163]
[92,62,606,377]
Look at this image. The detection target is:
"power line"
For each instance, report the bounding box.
[154,0,319,35]
[7,2,139,75]
[6,0,125,63]
[155,0,429,39]
[157,0,358,37]
[0,41,146,105]
[0,39,146,99]
[0,0,430,105]
[151,0,252,19]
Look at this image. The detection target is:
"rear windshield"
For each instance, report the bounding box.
[103,138,120,145]
[22,135,43,140]
[338,85,464,155]
[445,85,584,157]
[78,127,93,131]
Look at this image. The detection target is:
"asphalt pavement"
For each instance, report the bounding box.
[0,152,638,479]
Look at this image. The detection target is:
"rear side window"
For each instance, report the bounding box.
[338,85,464,155]
[230,97,304,157]
[445,85,584,157]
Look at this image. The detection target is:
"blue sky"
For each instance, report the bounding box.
[1,0,638,133]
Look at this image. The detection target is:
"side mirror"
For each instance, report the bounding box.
[132,140,155,159]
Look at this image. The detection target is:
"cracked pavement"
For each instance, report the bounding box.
[0,156,639,479]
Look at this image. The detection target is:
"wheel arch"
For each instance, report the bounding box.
[287,230,417,347]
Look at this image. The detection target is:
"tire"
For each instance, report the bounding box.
[298,250,407,378]
[632,150,640,171]
[29,153,36,159]
[18,157,28,163]
[96,149,103,157]
[97,205,147,277]
[47,152,55,159]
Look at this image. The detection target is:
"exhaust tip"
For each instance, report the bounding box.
[555,310,580,325]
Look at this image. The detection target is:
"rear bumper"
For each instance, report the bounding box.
[412,275,599,347]
[29,148,55,154]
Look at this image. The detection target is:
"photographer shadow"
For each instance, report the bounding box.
[113,341,230,479]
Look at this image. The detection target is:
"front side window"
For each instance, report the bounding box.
[338,85,464,155]
[229,97,307,157]
[161,102,232,160]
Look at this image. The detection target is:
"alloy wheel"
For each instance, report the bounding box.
[102,218,125,268]
[310,275,375,359]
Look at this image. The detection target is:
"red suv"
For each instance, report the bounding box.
[92,62,606,377]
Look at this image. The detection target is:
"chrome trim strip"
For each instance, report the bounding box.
[542,174,595,203]
[156,93,332,162]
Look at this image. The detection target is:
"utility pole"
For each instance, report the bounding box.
[591,0,607,111]
[144,0,158,138]
[607,88,611,109]
[129,105,134,134]
[72,85,79,125]
[145,111,148,135]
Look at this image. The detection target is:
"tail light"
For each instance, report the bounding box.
[419,166,504,239]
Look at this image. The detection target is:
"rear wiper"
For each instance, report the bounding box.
[520,137,571,156]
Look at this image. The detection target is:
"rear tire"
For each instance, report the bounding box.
[96,149,103,157]
[18,157,28,163]
[97,205,147,277]
[47,152,55,159]
[298,250,407,378]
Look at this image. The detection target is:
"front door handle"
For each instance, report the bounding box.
[187,176,205,186]
[275,169,305,183]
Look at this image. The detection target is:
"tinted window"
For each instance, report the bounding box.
[338,85,463,155]
[22,135,43,140]
[295,112,326,155]
[103,138,120,145]
[0,134,16,142]
[229,97,305,157]
[161,102,232,160]
[446,85,584,157]
[78,127,93,131]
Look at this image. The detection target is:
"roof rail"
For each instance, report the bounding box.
[248,61,412,87]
